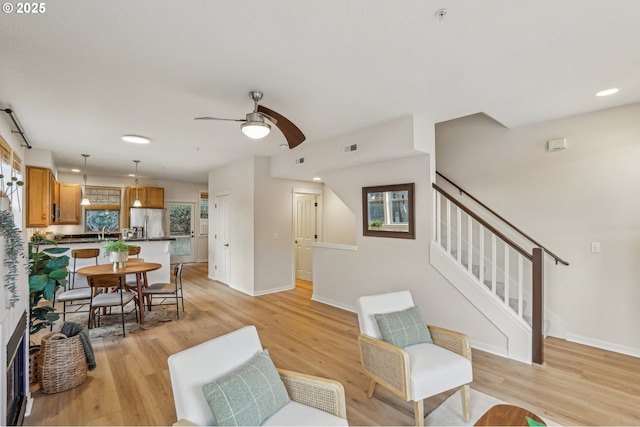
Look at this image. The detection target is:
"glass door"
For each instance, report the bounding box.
[168,202,195,263]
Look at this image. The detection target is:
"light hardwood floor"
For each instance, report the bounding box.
[26,264,640,426]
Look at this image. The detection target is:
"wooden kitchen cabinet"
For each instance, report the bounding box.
[55,183,81,224]
[125,186,164,208]
[26,166,54,227]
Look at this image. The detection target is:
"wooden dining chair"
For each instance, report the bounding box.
[142,263,184,318]
[53,248,101,326]
[69,248,101,289]
[127,245,141,258]
[87,273,138,337]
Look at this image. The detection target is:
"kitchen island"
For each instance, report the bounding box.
[39,237,174,289]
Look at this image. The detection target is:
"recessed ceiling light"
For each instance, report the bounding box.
[128,173,136,177]
[313,176,322,181]
[71,168,80,173]
[122,135,150,144]
[596,88,619,97]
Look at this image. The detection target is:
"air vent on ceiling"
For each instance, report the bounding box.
[295,157,305,165]
[343,143,358,154]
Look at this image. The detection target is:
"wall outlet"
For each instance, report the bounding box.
[591,242,601,253]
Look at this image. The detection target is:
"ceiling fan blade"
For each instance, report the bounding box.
[194,117,245,122]
[257,105,306,149]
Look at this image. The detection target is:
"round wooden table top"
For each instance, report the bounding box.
[474,404,546,426]
[76,262,161,276]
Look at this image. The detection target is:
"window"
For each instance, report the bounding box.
[362,183,415,239]
[86,209,120,232]
[84,186,122,232]
[199,191,208,235]
[1,136,24,229]
[85,186,121,208]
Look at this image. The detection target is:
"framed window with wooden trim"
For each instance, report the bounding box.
[84,186,122,233]
[362,183,415,239]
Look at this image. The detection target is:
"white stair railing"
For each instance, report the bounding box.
[433,183,546,363]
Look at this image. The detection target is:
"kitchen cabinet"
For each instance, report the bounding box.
[26,166,53,227]
[125,186,164,208]
[26,167,81,227]
[54,183,81,224]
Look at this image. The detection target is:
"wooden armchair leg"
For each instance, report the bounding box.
[414,399,424,427]
[366,378,376,398]
[461,384,471,422]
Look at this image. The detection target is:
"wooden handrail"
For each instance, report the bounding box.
[436,172,569,266]
[433,184,532,261]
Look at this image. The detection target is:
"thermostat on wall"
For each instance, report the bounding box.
[548,138,567,152]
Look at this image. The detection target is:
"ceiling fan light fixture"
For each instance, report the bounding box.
[241,121,271,139]
[122,135,151,144]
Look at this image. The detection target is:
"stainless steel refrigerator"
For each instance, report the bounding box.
[129,208,167,239]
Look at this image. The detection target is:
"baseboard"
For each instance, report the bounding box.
[311,294,356,313]
[566,333,640,358]
[252,285,294,296]
[469,339,509,359]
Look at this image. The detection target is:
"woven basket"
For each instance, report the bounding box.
[37,332,88,394]
[29,345,41,384]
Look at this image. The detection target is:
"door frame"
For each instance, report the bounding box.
[291,187,323,288]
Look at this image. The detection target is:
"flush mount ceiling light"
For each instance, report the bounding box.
[122,135,150,144]
[133,160,142,207]
[596,88,619,97]
[80,154,91,206]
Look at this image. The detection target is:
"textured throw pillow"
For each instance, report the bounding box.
[202,349,290,426]
[374,306,433,347]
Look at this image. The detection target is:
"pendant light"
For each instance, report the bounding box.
[80,154,91,206]
[133,160,142,207]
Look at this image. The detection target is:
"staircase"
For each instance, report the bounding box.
[430,173,569,364]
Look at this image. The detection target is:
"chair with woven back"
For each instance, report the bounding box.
[54,248,100,322]
[142,262,184,319]
[168,325,348,426]
[356,290,473,426]
[87,273,138,337]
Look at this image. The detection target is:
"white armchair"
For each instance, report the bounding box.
[356,291,473,426]
[168,325,348,426]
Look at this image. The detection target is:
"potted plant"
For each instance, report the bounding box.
[28,235,69,334]
[104,239,131,267]
[370,220,384,229]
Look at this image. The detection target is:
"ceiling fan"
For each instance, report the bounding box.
[195,91,306,149]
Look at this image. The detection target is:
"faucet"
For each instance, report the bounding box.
[100,226,106,240]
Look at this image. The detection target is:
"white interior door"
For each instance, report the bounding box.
[168,202,195,264]
[214,193,231,284]
[295,194,317,281]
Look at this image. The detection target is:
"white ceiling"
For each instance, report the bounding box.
[1,1,639,184]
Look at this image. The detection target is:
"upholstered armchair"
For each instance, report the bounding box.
[168,325,348,426]
[356,291,472,426]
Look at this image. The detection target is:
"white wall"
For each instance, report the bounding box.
[313,152,507,353]
[209,156,322,295]
[436,103,640,357]
[208,157,255,294]
[322,186,356,246]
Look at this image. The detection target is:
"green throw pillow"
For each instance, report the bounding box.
[202,349,290,426]
[374,306,433,347]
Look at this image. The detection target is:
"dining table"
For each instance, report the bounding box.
[76,260,162,324]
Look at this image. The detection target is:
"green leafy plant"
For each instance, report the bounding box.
[29,238,69,334]
[0,210,26,308]
[104,239,131,253]
[370,220,384,228]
